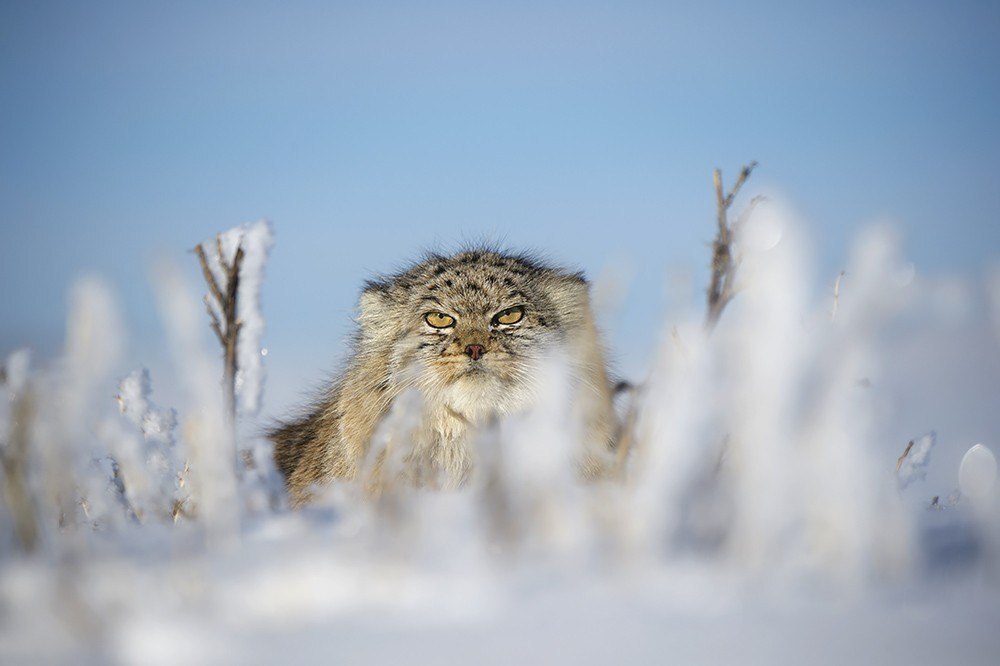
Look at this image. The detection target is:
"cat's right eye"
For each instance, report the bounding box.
[424,312,456,328]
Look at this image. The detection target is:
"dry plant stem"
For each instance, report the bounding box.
[896,439,915,472]
[831,271,846,321]
[614,163,757,476]
[706,161,757,331]
[612,387,639,478]
[1,389,39,552]
[172,460,192,522]
[194,239,245,423]
[616,156,756,475]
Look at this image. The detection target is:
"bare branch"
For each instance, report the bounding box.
[612,382,639,478]
[229,245,245,282]
[215,235,226,271]
[226,246,245,305]
[831,271,846,322]
[195,232,246,425]
[713,169,727,235]
[203,296,225,346]
[220,243,244,420]
[896,439,915,472]
[1,389,39,552]
[194,244,225,307]
[705,161,758,331]
[723,160,758,210]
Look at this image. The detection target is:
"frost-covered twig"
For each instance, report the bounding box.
[112,368,183,521]
[895,440,914,473]
[619,162,759,475]
[194,220,273,424]
[706,161,758,331]
[154,258,239,544]
[831,271,846,321]
[612,381,639,478]
[1,382,38,552]
[195,239,245,422]
[896,432,936,490]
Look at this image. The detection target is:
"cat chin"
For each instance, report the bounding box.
[425,373,526,424]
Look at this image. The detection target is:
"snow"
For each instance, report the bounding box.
[2,207,1000,664]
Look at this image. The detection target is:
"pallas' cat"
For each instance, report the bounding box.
[271,249,618,506]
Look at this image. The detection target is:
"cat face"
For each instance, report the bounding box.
[358,249,589,420]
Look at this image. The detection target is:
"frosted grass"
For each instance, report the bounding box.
[1,207,998,664]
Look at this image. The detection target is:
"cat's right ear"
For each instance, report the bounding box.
[358,282,393,328]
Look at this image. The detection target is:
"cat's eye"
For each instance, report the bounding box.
[492,306,524,326]
[424,312,456,328]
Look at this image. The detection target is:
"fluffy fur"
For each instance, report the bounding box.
[271,249,617,506]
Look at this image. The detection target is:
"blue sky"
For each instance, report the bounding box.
[2,1,999,410]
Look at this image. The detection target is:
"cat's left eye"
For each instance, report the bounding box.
[492,306,524,326]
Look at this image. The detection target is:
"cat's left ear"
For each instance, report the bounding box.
[558,271,590,299]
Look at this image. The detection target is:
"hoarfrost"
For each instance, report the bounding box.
[112,368,183,520]
[896,432,936,490]
[6,276,133,538]
[154,257,238,544]
[3,213,1000,664]
[199,219,274,417]
[1,349,32,439]
[1,348,32,395]
[117,368,177,445]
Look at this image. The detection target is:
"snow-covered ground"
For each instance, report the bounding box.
[2,208,999,665]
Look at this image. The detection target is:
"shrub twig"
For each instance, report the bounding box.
[896,439,915,473]
[194,238,245,422]
[831,270,846,322]
[706,161,758,330]
[1,388,38,552]
[613,164,759,476]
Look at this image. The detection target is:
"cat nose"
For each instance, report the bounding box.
[464,344,486,361]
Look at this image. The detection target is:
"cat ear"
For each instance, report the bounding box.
[563,270,589,288]
[358,281,393,328]
[556,271,590,299]
[545,271,592,323]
